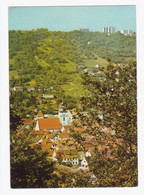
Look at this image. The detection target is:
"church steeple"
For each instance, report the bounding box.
[58,101,68,126]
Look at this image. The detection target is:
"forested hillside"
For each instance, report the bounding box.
[9,29,137,187]
[9,29,136,86]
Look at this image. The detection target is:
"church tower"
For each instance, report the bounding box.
[58,102,69,126]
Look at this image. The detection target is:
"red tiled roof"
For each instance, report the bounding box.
[42,138,52,145]
[62,146,70,151]
[42,145,52,150]
[48,151,54,156]
[46,133,53,139]
[61,154,78,159]
[35,97,42,100]
[57,143,63,148]
[59,133,70,139]
[67,140,75,145]
[22,119,33,125]
[38,118,62,130]
[81,133,94,139]
[30,130,45,135]
[74,128,84,132]
[16,131,24,137]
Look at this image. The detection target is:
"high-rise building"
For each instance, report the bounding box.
[78,28,89,32]
[103,26,116,34]
[121,30,133,35]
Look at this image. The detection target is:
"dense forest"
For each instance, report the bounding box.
[9,29,137,188]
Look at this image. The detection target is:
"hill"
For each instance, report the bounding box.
[9,29,136,114]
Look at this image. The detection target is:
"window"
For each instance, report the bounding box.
[63,117,65,121]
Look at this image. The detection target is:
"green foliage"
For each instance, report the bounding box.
[80,60,137,186]
[10,133,58,188]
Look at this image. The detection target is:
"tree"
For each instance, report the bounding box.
[10,107,22,133]
[10,134,57,188]
[80,60,137,186]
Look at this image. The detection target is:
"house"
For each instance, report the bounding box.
[79,157,89,170]
[37,87,41,92]
[59,132,72,140]
[73,127,84,132]
[61,154,79,165]
[77,65,86,70]
[13,86,23,92]
[44,87,53,91]
[50,133,61,142]
[90,174,97,184]
[85,151,91,158]
[81,133,94,141]
[82,143,94,151]
[56,143,63,150]
[48,150,60,161]
[21,118,34,129]
[29,130,46,137]
[44,88,49,92]
[35,97,42,104]
[41,138,55,151]
[27,87,35,92]
[35,118,63,132]
[42,94,54,99]
[76,104,84,110]
[101,127,115,135]
[84,68,94,75]
[95,64,100,68]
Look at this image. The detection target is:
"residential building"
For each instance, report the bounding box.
[61,154,79,165]
[78,28,89,32]
[79,157,89,170]
[121,30,133,35]
[42,94,54,99]
[27,87,35,92]
[103,26,116,34]
[13,86,23,92]
[21,118,34,129]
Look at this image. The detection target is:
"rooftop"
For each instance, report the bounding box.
[38,118,62,130]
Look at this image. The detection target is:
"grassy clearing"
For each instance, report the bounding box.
[85,55,107,68]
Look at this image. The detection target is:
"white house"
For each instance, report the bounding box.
[13,86,23,92]
[42,94,54,99]
[27,87,35,92]
[85,151,91,157]
[79,157,89,170]
[61,154,79,165]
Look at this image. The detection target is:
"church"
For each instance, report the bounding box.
[35,102,73,132]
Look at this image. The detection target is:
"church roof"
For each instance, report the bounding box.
[38,118,62,130]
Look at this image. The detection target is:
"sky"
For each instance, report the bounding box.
[9,6,136,32]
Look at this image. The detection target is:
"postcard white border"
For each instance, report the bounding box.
[1,0,144,195]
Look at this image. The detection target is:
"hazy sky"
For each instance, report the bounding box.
[9,6,136,32]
